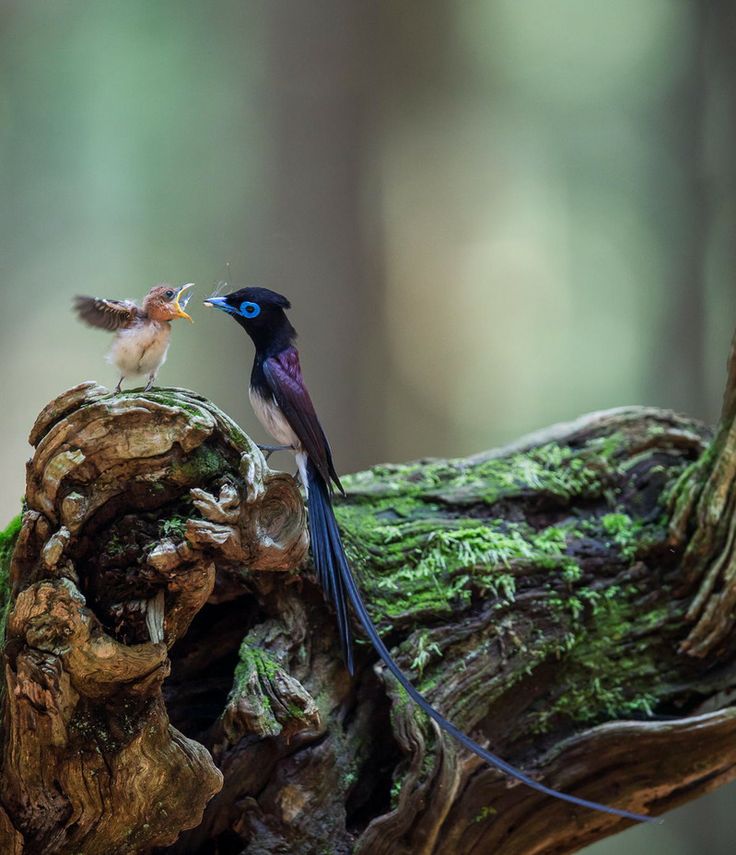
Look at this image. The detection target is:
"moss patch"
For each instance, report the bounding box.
[335,427,680,742]
[158,515,188,539]
[0,514,22,644]
[229,641,283,734]
[410,631,443,677]
[531,584,667,732]
[334,437,652,629]
[233,640,281,688]
[600,513,644,561]
[336,502,584,626]
[341,438,627,507]
[171,444,229,486]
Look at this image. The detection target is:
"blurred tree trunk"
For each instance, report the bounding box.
[660,1,708,418]
[1,331,736,853]
[262,0,380,472]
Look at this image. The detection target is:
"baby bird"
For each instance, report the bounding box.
[74,283,193,392]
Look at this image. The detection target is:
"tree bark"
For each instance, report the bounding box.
[2,334,736,854]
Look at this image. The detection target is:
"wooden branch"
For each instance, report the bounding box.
[671,332,736,656]
[0,339,735,854]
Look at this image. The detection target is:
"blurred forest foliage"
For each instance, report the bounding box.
[0,2,734,852]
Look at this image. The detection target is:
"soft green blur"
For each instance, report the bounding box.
[1,2,733,851]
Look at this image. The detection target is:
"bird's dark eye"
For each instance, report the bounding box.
[239,300,261,318]
[164,289,175,300]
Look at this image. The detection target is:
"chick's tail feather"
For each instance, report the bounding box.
[306,459,654,824]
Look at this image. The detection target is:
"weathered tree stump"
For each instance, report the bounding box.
[1,333,736,854]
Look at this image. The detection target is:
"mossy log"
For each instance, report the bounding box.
[1,334,736,854]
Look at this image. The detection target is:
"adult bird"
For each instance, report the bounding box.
[74,283,194,392]
[203,286,652,824]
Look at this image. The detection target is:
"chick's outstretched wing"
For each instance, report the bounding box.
[73,296,140,331]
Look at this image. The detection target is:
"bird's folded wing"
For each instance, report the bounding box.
[73,296,140,331]
[263,348,343,493]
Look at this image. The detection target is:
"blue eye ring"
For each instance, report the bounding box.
[239,300,261,318]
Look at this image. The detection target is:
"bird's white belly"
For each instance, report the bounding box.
[109,323,171,377]
[249,387,300,448]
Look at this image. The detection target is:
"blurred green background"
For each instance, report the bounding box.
[1,1,734,851]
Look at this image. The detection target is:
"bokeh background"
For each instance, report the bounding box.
[1,1,734,851]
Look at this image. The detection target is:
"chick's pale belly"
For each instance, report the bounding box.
[249,387,300,448]
[109,322,171,377]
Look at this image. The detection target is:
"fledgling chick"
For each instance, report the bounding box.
[74,283,193,392]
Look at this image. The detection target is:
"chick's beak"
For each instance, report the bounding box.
[173,283,194,322]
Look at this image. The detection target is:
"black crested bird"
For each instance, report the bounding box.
[204,286,653,824]
[74,283,194,392]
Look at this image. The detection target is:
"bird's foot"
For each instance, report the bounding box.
[144,374,156,392]
[114,378,124,393]
[257,443,292,461]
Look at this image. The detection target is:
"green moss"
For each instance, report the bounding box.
[105,532,125,557]
[229,640,316,724]
[332,439,652,627]
[220,418,252,450]
[229,641,283,732]
[171,444,228,484]
[387,743,440,810]
[342,438,628,508]
[474,805,497,823]
[143,390,206,417]
[410,631,443,677]
[0,515,21,563]
[68,705,125,753]
[233,640,281,689]
[336,503,583,625]
[389,776,402,809]
[600,512,643,560]
[159,516,188,539]
[0,514,22,644]
[472,443,602,504]
[286,702,308,721]
[531,585,665,732]
[337,432,675,736]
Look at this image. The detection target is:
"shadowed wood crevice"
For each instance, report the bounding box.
[0,334,735,854]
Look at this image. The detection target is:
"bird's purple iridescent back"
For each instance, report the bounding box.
[262,347,343,494]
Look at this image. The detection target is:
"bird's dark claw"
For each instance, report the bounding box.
[257,443,292,461]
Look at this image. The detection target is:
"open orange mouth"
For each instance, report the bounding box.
[173,284,194,322]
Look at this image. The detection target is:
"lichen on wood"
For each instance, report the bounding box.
[1,341,736,854]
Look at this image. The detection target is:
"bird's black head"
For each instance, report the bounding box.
[204,286,296,354]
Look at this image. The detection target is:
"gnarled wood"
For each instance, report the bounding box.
[1,384,307,854]
[0,336,735,854]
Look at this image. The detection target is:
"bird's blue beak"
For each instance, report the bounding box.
[203,296,232,313]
